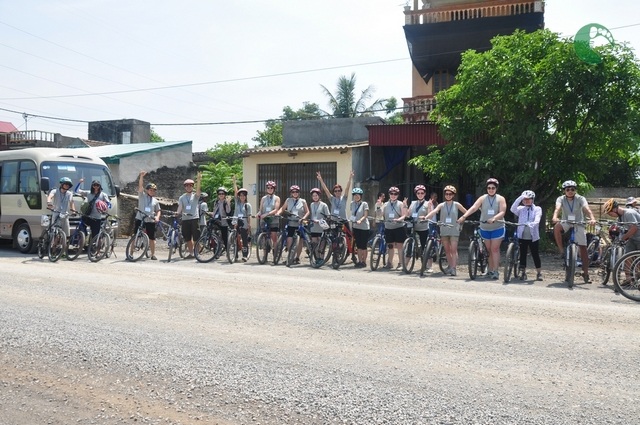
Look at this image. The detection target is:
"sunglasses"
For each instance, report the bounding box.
[445,192,454,196]
[92,183,100,187]
[416,191,426,195]
[389,192,399,196]
[217,192,226,195]
[487,186,497,190]
[291,190,300,193]
[565,187,576,192]
[184,183,194,187]
[334,189,342,193]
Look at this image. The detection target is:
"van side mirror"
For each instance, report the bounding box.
[40,177,50,193]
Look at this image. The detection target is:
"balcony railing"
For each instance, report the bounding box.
[8,130,57,144]
[405,0,543,25]
[402,95,437,122]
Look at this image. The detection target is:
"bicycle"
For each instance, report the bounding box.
[611,250,640,302]
[287,219,329,268]
[272,215,291,266]
[401,217,423,274]
[162,211,187,262]
[66,213,89,261]
[502,221,521,283]
[125,208,153,261]
[558,220,586,289]
[194,216,224,263]
[323,214,350,270]
[88,213,119,262]
[369,221,390,271]
[420,223,450,277]
[465,221,489,280]
[36,208,67,262]
[255,215,282,265]
[595,222,626,286]
[226,216,253,264]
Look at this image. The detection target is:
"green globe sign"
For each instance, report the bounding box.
[574,23,615,64]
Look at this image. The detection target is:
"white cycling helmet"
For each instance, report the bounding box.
[521,190,535,199]
[562,180,577,189]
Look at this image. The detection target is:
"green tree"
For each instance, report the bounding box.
[150,127,165,143]
[252,102,324,147]
[200,142,248,194]
[409,29,640,205]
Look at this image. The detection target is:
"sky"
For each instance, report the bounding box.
[0,1,638,153]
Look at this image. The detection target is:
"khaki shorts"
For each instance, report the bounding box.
[560,223,587,246]
[440,235,459,244]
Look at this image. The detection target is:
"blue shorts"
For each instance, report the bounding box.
[480,227,505,241]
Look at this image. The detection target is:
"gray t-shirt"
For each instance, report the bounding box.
[330,195,348,220]
[350,201,370,231]
[77,189,110,219]
[555,194,588,222]
[382,201,404,229]
[178,192,199,221]
[309,201,330,233]
[408,200,430,231]
[479,194,505,231]
[438,201,462,237]
[284,197,307,226]
[136,191,160,222]
[233,198,252,229]
[621,208,640,242]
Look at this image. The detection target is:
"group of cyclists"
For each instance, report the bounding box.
[43,171,640,288]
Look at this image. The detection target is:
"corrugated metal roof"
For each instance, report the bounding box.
[244,141,368,156]
[71,141,192,162]
[367,123,447,147]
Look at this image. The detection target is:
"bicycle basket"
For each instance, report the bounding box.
[41,215,50,227]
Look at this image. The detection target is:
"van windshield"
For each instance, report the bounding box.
[41,161,116,196]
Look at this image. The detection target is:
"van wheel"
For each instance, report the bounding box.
[15,223,36,254]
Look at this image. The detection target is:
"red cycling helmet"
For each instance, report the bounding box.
[414,185,426,194]
[310,187,322,195]
[486,178,499,187]
[266,181,276,188]
[388,186,400,194]
[95,200,108,214]
[290,185,300,192]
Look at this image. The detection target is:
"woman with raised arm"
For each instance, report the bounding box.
[134,171,161,260]
[510,190,543,281]
[316,170,353,220]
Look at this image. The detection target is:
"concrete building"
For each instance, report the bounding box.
[88,119,151,145]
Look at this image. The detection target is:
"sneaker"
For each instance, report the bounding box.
[242,257,247,262]
[426,268,434,273]
[519,270,527,280]
[450,268,457,276]
[492,271,499,280]
[294,258,300,265]
[151,255,158,260]
[582,273,591,284]
[354,262,363,268]
[383,263,393,269]
[536,272,543,281]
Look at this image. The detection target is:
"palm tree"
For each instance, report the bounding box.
[320,73,388,118]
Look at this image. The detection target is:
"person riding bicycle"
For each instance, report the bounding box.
[198,192,209,234]
[382,186,407,270]
[309,187,330,245]
[75,178,111,239]
[276,185,309,265]
[257,180,281,250]
[425,185,467,276]
[316,170,354,220]
[510,190,543,281]
[232,175,253,261]
[211,187,232,251]
[403,185,433,272]
[46,177,77,238]
[177,172,202,259]
[458,178,507,280]
[134,171,161,260]
[603,198,640,254]
[350,187,369,269]
[552,180,597,283]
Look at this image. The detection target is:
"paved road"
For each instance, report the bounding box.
[1,242,639,424]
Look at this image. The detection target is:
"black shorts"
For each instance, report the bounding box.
[182,219,199,241]
[134,219,157,241]
[384,227,406,244]
[353,228,369,250]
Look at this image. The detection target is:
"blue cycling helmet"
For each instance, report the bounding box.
[352,187,364,195]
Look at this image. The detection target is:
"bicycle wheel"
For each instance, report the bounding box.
[126,232,149,262]
[256,232,269,265]
[194,233,216,263]
[586,237,600,266]
[332,235,348,270]
[179,234,187,259]
[612,251,640,302]
[287,236,298,267]
[167,229,177,262]
[596,246,612,285]
[401,237,415,274]
[420,239,434,277]
[89,232,109,263]
[227,230,238,264]
[319,234,332,267]
[566,244,577,288]
[468,240,479,280]
[273,234,285,265]
[503,243,517,283]
[37,235,47,259]
[437,243,449,274]
[66,230,85,261]
[48,228,66,262]
[370,235,383,271]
